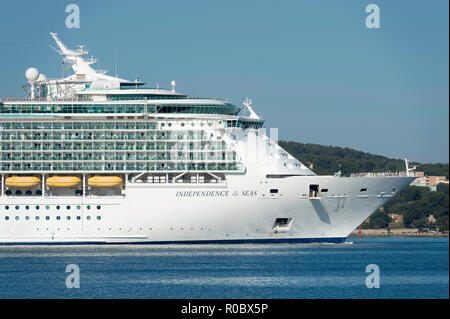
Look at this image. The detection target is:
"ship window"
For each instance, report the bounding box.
[46,216,50,220]
[35,205,40,210]
[5,190,11,196]
[25,205,30,210]
[56,216,61,220]
[270,189,279,194]
[360,188,367,192]
[66,205,71,210]
[56,205,61,210]
[5,206,9,210]
[35,216,39,220]
[321,189,328,193]
[97,205,101,210]
[87,205,91,210]
[15,190,22,196]
[97,216,101,220]
[76,205,81,210]
[76,216,81,220]
[45,205,50,210]
[15,205,19,210]
[15,216,19,220]
[5,216,9,220]
[36,190,42,196]
[25,216,30,220]
[86,216,91,220]
[25,190,32,196]
[66,216,71,220]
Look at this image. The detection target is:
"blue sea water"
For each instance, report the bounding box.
[0,237,448,299]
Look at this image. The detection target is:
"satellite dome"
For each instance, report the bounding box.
[25,67,39,82]
[37,74,47,82]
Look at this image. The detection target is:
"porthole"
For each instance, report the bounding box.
[76,205,81,210]
[66,216,71,220]
[86,205,91,210]
[15,190,22,195]
[15,216,19,220]
[181,122,185,127]
[5,216,9,220]
[96,205,101,210]
[86,216,91,220]
[5,206,9,210]
[25,216,30,220]
[45,216,50,220]
[97,216,101,220]
[35,205,40,210]
[66,205,71,210]
[56,216,61,220]
[35,216,39,220]
[76,216,81,220]
[168,123,172,127]
[25,190,32,195]
[45,205,50,210]
[56,205,60,210]
[15,205,19,210]
[25,205,30,210]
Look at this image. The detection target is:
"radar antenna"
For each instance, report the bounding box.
[243,97,260,119]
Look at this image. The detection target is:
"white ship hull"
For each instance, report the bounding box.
[0,175,414,244]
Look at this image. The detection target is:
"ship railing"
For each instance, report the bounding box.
[1,97,92,102]
[349,172,409,177]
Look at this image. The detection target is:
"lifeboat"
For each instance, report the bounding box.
[5,176,41,188]
[46,176,81,188]
[88,176,123,188]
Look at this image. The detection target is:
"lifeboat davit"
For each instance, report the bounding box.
[5,176,41,188]
[46,176,81,188]
[88,176,123,188]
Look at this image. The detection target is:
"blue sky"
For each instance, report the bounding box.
[0,0,448,163]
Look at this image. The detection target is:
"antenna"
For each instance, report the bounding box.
[404,157,416,177]
[115,48,118,78]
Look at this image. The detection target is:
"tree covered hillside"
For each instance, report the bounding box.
[279,141,449,178]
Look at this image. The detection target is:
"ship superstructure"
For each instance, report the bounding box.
[0,33,414,244]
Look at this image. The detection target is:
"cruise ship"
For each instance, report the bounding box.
[0,33,414,244]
